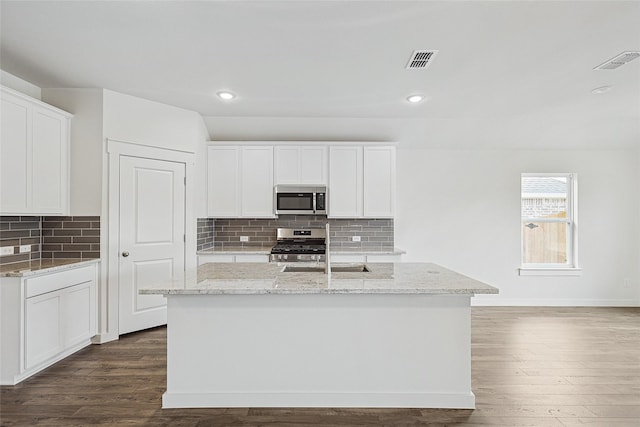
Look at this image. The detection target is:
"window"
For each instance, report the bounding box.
[520,173,580,275]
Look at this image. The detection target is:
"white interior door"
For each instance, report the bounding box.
[118,156,185,335]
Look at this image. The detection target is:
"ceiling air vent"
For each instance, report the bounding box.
[406,50,439,70]
[594,51,640,70]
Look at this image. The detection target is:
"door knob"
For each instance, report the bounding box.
[122,251,130,257]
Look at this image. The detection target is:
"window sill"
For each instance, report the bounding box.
[519,267,582,276]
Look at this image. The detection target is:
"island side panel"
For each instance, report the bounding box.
[163,293,474,408]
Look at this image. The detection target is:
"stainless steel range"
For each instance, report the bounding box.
[270,227,326,262]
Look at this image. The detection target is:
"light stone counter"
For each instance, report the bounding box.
[197,247,270,255]
[0,258,100,277]
[330,247,406,255]
[140,262,497,296]
[155,261,497,409]
[196,247,406,256]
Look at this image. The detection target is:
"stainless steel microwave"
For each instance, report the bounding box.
[274,185,327,215]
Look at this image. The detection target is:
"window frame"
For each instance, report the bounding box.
[519,173,581,276]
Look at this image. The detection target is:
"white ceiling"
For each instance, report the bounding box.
[1,0,639,149]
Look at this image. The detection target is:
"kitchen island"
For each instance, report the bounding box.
[141,262,498,409]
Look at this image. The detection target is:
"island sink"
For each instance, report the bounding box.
[281,264,370,273]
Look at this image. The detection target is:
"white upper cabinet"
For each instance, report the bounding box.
[207,142,394,219]
[363,146,396,218]
[241,146,274,217]
[328,146,363,218]
[275,145,327,185]
[207,145,274,218]
[329,145,396,218]
[207,146,241,217]
[1,87,71,215]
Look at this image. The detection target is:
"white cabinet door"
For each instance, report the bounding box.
[208,146,241,217]
[241,146,274,217]
[274,146,299,184]
[363,146,396,218]
[329,146,363,218]
[299,146,327,184]
[1,94,31,213]
[0,87,70,215]
[63,281,96,348]
[275,145,327,185]
[25,290,63,370]
[32,106,68,214]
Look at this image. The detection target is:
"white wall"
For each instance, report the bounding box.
[42,89,104,216]
[637,148,640,299]
[207,116,640,306]
[396,148,640,306]
[103,90,206,153]
[41,88,210,342]
[0,70,41,100]
[43,88,211,216]
[102,89,210,216]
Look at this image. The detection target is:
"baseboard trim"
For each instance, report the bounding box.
[1,339,92,386]
[162,391,476,409]
[471,297,640,307]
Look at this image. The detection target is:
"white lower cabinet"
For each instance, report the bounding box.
[25,290,64,370]
[198,253,269,265]
[1,262,98,385]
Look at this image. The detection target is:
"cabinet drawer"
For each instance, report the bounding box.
[235,254,269,263]
[25,265,94,298]
[199,254,235,265]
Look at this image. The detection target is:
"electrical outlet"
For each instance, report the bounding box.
[352,236,361,242]
[0,246,14,256]
[240,236,249,242]
[19,245,31,253]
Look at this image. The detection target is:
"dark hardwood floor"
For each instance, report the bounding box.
[1,307,639,426]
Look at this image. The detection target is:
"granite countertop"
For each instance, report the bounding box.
[0,258,100,277]
[197,247,406,255]
[140,262,498,296]
[331,247,406,255]
[198,247,271,255]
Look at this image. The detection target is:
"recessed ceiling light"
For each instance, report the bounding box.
[407,94,425,103]
[217,91,235,100]
[591,86,612,94]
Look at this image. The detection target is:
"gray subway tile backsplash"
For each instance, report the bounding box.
[0,216,42,265]
[197,215,393,251]
[0,216,100,266]
[41,216,100,260]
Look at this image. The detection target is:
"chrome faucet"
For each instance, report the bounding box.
[325,223,331,274]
